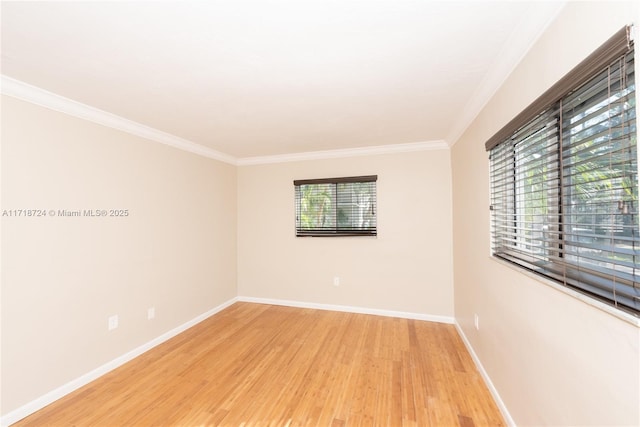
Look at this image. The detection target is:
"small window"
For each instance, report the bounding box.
[294,175,377,237]
[487,27,639,316]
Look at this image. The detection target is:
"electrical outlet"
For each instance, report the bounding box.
[148,307,155,320]
[108,315,119,331]
[474,314,480,330]
[333,276,340,286]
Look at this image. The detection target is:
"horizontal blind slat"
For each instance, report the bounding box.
[489,41,639,315]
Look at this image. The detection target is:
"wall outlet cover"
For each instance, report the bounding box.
[108,315,119,331]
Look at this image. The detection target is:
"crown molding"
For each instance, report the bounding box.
[2,75,449,166]
[237,140,449,166]
[447,1,566,146]
[0,75,237,165]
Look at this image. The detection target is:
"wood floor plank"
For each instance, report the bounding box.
[13,302,505,426]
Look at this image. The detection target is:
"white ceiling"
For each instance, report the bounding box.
[1,1,564,160]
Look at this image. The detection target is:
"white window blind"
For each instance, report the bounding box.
[489,28,639,315]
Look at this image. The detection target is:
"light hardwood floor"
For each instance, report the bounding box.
[14,302,504,426]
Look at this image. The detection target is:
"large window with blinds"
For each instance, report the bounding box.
[488,27,639,315]
[294,175,377,236]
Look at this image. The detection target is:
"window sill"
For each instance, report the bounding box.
[490,256,640,327]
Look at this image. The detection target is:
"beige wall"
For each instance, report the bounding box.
[451,2,640,426]
[237,151,454,317]
[0,96,237,414]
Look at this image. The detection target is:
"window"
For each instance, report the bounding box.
[294,175,377,236]
[488,27,639,316]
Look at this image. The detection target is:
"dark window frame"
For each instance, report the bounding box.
[294,175,377,237]
[488,27,639,316]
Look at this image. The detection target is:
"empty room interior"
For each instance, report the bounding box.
[2,1,640,426]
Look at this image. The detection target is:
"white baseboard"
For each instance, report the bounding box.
[0,297,238,427]
[454,322,516,427]
[237,296,455,324]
